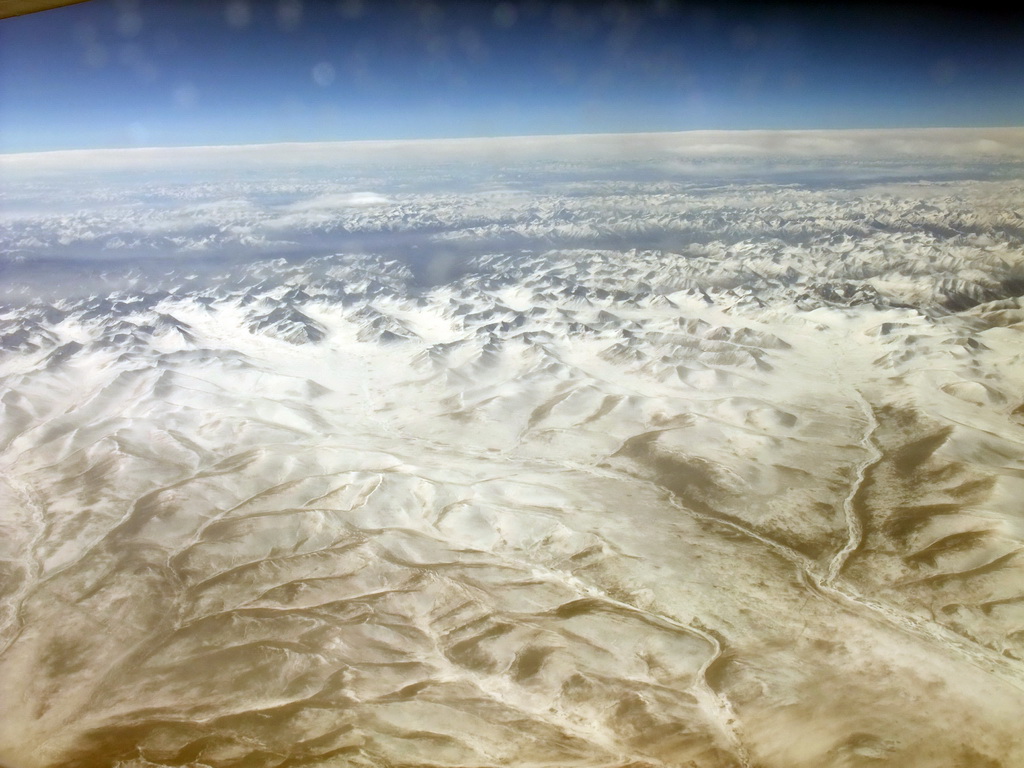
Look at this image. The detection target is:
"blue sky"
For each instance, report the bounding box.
[2,0,1023,152]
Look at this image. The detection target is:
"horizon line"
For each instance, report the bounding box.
[3,125,1024,159]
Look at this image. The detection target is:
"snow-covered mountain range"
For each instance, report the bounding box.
[2,130,1024,768]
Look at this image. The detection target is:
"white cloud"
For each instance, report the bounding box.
[282,192,389,210]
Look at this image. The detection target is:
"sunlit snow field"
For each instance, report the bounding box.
[2,129,1024,768]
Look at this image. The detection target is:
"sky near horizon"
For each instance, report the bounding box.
[1,0,1023,153]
